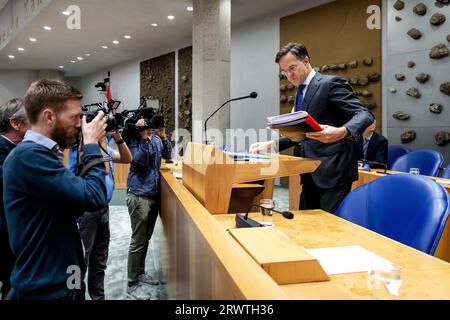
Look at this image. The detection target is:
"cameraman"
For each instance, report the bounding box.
[126,118,172,300]
[68,129,132,300]
[3,79,108,300]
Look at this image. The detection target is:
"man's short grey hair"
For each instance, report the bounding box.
[0,98,27,133]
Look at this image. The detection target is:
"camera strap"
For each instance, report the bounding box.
[77,158,105,177]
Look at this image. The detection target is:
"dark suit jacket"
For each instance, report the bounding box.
[355,132,388,165]
[279,72,373,189]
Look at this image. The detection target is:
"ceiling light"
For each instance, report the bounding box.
[8,55,15,59]
[85,53,91,57]
[124,35,131,39]
[62,11,70,16]
[29,37,37,42]
[70,60,76,63]
[18,47,25,52]
[186,6,193,11]
[59,66,64,69]
[102,45,108,49]
[43,26,52,31]
[167,15,175,20]
[77,57,83,60]
[151,23,158,27]
[113,40,119,45]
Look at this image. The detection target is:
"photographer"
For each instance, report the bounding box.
[125,118,172,300]
[68,129,132,300]
[3,79,108,300]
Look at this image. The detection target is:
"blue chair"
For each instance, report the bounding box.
[390,149,443,177]
[336,174,450,254]
[387,145,412,169]
[440,164,450,179]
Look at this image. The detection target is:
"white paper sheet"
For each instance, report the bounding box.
[172,171,182,179]
[305,245,399,275]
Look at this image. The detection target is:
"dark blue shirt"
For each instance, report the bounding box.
[126,133,172,198]
[3,134,107,299]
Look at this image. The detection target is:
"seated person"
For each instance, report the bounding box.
[356,118,388,168]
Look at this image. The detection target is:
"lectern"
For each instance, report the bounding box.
[182,142,321,214]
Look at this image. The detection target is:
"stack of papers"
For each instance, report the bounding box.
[267,111,322,142]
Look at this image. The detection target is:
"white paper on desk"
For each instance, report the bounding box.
[305,245,397,275]
[172,171,182,179]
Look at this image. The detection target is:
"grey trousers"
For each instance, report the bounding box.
[126,193,159,286]
[77,207,110,300]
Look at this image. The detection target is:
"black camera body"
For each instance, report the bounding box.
[82,100,122,132]
[121,108,165,144]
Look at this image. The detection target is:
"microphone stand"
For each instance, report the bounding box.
[204,93,257,145]
[235,203,294,228]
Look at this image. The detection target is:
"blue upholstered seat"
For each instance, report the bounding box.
[387,145,412,169]
[336,174,450,254]
[390,149,443,177]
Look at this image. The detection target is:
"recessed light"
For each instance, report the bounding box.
[43,26,52,31]
[102,45,108,49]
[113,40,119,45]
[186,6,193,11]
[167,15,175,20]
[124,35,131,39]
[77,57,83,60]
[62,11,70,16]
[59,66,64,69]
[18,47,25,52]
[151,23,158,27]
[70,60,76,63]
[29,37,37,42]
[85,53,91,57]
[8,55,15,59]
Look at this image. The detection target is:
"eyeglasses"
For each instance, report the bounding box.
[281,64,299,76]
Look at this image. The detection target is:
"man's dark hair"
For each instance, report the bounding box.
[24,79,83,125]
[275,42,310,63]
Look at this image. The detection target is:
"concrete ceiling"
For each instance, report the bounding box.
[0,0,323,76]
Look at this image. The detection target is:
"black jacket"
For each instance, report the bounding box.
[279,73,373,189]
[355,132,388,165]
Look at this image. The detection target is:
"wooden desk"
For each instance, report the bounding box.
[214,210,450,299]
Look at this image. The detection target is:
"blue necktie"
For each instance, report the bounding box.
[363,138,370,159]
[295,84,307,112]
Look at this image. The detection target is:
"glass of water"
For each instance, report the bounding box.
[367,261,402,299]
[409,168,420,175]
[259,199,275,225]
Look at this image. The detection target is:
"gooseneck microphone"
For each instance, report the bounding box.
[204,92,257,144]
[361,159,388,174]
[235,203,294,228]
[245,204,294,220]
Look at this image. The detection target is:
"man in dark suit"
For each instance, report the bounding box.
[355,118,388,165]
[250,42,373,214]
[0,98,29,299]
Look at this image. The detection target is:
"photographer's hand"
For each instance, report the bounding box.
[136,118,150,140]
[82,111,107,144]
[156,128,167,140]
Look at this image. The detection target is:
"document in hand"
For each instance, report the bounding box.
[267,111,323,142]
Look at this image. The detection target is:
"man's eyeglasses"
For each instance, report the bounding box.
[281,64,299,76]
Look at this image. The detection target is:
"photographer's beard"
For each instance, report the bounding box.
[51,118,79,150]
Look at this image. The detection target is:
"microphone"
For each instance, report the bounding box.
[361,160,388,174]
[235,203,294,228]
[204,92,257,144]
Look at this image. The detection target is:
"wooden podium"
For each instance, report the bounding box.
[182,142,321,214]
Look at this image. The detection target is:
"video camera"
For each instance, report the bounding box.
[82,100,123,132]
[120,107,165,143]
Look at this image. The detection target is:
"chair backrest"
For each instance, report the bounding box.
[440,164,450,179]
[336,174,450,254]
[387,145,412,169]
[390,149,443,176]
